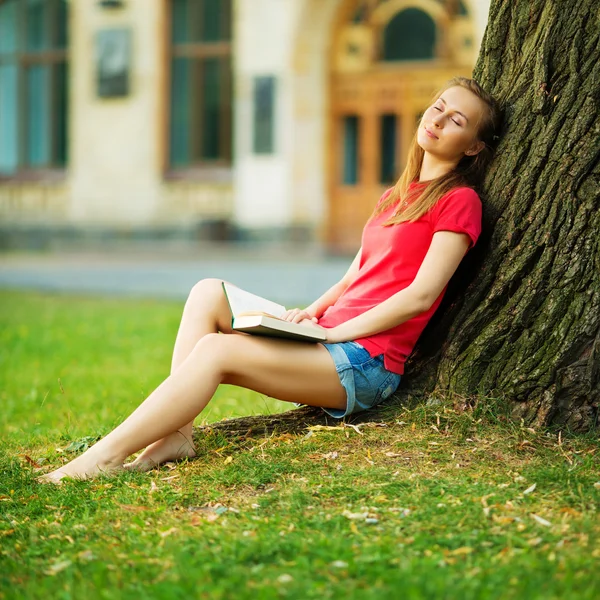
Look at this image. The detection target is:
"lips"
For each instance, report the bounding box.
[424,127,438,140]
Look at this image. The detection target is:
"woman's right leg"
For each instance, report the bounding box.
[126,278,234,470]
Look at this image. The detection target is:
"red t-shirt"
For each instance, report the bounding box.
[318,182,482,375]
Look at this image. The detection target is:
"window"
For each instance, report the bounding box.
[380,114,397,184]
[383,8,436,61]
[169,0,232,169]
[0,0,69,176]
[253,76,275,154]
[342,116,360,185]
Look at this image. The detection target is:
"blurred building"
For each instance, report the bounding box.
[0,0,490,252]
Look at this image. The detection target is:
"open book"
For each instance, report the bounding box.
[222,283,326,342]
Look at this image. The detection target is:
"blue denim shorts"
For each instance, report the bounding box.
[296,341,401,419]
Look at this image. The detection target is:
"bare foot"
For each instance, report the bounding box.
[37,450,124,484]
[124,431,196,472]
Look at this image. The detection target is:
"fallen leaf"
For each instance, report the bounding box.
[149,481,159,493]
[523,483,537,495]
[45,559,72,576]
[159,527,178,538]
[450,547,473,556]
[343,423,363,435]
[224,456,233,465]
[19,454,42,468]
[77,550,95,562]
[330,560,348,569]
[342,510,369,520]
[117,504,149,512]
[307,425,344,432]
[531,514,552,527]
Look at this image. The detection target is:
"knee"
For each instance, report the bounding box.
[191,332,230,367]
[186,278,224,309]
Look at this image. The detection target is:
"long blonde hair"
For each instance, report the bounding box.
[373,77,502,226]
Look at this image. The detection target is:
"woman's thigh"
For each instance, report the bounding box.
[207,334,347,410]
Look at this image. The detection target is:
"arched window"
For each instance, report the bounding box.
[383,8,436,61]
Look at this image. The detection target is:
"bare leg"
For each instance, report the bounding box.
[126,279,235,470]
[40,333,346,483]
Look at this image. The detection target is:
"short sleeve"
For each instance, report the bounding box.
[431,187,482,248]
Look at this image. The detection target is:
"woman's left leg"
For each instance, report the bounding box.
[40,333,346,483]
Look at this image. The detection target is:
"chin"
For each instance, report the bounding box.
[416,128,434,150]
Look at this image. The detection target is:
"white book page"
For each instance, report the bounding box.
[223,283,286,319]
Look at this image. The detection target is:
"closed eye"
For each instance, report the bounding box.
[434,105,463,126]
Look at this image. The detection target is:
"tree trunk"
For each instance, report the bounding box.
[404,0,599,431]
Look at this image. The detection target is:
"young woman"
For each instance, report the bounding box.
[41,77,502,483]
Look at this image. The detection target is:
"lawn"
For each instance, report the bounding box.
[1,290,598,599]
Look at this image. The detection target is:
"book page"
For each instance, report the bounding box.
[223,283,286,319]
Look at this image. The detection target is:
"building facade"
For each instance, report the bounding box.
[0,0,490,250]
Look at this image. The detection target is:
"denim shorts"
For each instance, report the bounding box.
[296,341,401,419]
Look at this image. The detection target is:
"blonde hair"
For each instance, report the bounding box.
[373,77,502,226]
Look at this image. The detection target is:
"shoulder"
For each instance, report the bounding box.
[431,186,482,219]
[430,186,483,247]
[438,186,481,208]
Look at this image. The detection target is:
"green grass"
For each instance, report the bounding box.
[1,290,599,600]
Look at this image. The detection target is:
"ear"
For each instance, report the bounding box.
[464,140,485,157]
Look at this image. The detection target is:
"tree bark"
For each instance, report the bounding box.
[404,0,599,431]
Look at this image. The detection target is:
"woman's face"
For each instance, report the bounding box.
[417,85,486,161]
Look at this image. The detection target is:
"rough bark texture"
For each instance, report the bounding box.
[404,0,600,431]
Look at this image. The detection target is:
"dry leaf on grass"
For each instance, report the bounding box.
[19,454,42,468]
[523,483,537,495]
[45,559,72,576]
[307,425,344,432]
[159,527,178,538]
[531,514,552,527]
[449,547,473,556]
[117,504,149,512]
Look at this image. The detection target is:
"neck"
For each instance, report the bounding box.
[419,151,458,182]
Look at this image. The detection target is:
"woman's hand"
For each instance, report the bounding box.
[281,309,345,343]
[281,308,318,324]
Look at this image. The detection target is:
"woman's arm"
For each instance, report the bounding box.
[282,248,362,323]
[325,231,471,343]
